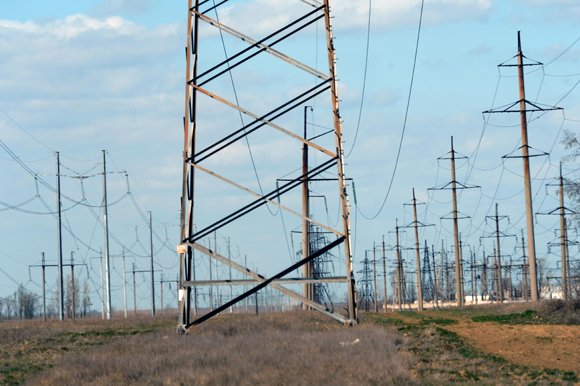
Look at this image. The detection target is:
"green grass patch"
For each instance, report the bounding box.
[373,317,404,326]
[418,317,457,326]
[471,309,542,324]
[0,362,45,386]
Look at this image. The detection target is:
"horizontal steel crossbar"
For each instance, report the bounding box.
[184,237,348,328]
[197,6,325,85]
[192,162,343,237]
[190,80,333,163]
[187,157,337,242]
[184,276,347,287]
[192,10,327,80]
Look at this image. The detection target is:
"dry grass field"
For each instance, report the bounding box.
[0,301,578,385]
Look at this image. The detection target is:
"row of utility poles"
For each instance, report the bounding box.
[358,32,571,311]
[358,229,556,310]
[35,150,158,321]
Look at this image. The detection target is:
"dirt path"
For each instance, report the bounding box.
[445,321,580,372]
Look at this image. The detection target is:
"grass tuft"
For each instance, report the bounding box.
[471,309,541,324]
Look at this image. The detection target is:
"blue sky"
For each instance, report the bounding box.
[1,0,579,313]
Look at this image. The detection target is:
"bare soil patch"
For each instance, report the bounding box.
[446,321,580,372]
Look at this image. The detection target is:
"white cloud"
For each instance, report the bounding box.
[203,0,492,38]
[0,14,143,39]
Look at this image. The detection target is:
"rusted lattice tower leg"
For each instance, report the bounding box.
[177,0,357,331]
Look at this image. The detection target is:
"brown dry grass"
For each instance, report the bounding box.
[4,303,579,385]
[0,315,174,385]
[23,312,411,386]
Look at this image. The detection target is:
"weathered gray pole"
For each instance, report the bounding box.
[132,263,137,316]
[516,32,539,301]
[41,252,47,321]
[494,203,504,301]
[411,189,424,311]
[149,211,156,316]
[71,252,76,319]
[56,152,64,321]
[558,164,568,300]
[431,245,439,307]
[373,242,378,313]
[396,219,403,311]
[302,106,312,309]
[102,150,112,320]
[122,248,128,318]
[450,138,463,307]
[520,230,528,301]
[382,236,387,311]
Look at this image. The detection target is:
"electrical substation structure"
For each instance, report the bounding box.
[177,0,357,331]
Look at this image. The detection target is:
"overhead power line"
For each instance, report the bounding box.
[356,0,426,221]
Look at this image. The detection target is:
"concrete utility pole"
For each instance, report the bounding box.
[441,240,450,302]
[29,253,49,320]
[56,151,64,321]
[227,237,233,313]
[458,236,465,305]
[520,231,528,301]
[411,189,424,311]
[395,220,403,310]
[481,204,514,302]
[494,204,504,301]
[70,252,76,319]
[149,211,156,316]
[99,251,105,319]
[122,248,128,318]
[382,236,388,311]
[558,169,572,299]
[41,252,47,320]
[132,263,137,316]
[483,32,562,302]
[403,188,434,311]
[160,272,164,314]
[538,163,576,300]
[429,137,479,307]
[102,150,112,320]
[470,249,476,305]
[450,140,461,307]
[373,243,378,313]
[516,33,538,302]
[431,245,439,307]
[482,249,488,300]
[302,106,312,309]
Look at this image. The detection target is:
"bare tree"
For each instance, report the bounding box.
[561,130,580,218]
[81,280,91,317]
[4,294,16,319]
[16,285,38,319]
[65,274,79,318]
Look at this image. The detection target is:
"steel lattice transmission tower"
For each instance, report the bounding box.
[177,0,357,331]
